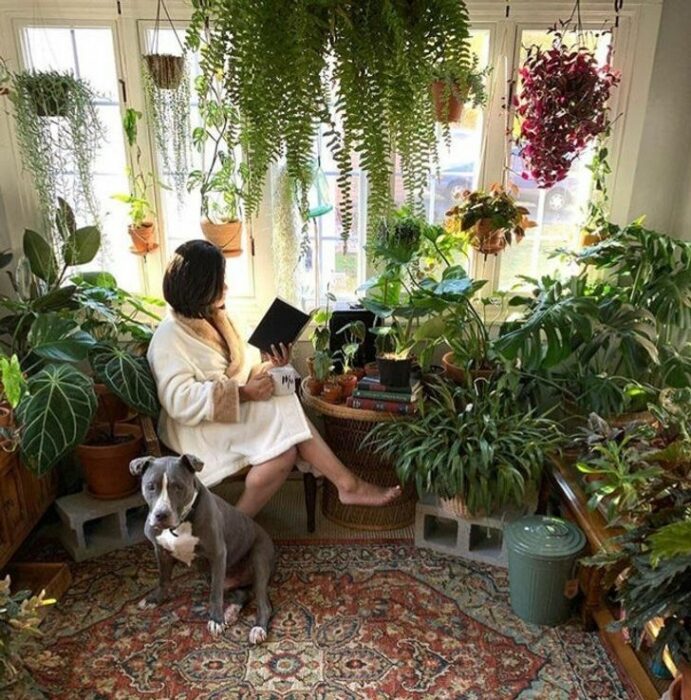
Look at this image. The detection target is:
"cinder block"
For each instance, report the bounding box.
[55,490,148,562]
[414,493,531,568]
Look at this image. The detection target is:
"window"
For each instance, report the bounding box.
[20,25,138,291]
[141,26,254,298]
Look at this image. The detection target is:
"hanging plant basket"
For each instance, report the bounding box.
[144,54,185,90]
[26,77,73,117]
[200,218,243,257]
[430,80,466,123]
[471,219,508,255]
[128,221,157,254]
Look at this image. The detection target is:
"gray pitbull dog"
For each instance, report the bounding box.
[130,453,275,644]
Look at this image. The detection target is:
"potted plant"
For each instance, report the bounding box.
[7,69,103,232]
[430,54,490,123]
[0,214,161,481]
[514,29,620,189]
[142,45,191,205]
[0,575,55,695]
[305,290,335,396]
[444,184,535,256]
[367,377,562,517]
[334,319,366,398]
[586,456,691,698]
[112,108,159,254]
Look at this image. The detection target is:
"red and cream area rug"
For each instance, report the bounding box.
[26,541,632,699]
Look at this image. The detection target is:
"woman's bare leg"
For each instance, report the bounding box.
[296,418,401,507]
[235,447,298,518]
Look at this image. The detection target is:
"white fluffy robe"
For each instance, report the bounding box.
[147,313,312,487]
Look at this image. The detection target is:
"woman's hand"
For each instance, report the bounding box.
[239,373,273,402]
[262,343,292,367]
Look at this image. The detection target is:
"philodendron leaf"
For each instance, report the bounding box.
[55,197,77,239]
[28,313,96,362]
[63,226,101,266]
[0,354,26,408]
[94,347,159,417]
[23,229,57,284]
[16,364,96,476]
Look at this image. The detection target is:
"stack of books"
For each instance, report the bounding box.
[345,376,421,415]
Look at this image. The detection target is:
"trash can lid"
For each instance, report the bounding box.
[505,516,586,560]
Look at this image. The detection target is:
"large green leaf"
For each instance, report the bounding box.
[62,226,101,266]
[31,285,78,312]
[94,347,159,417]
[23,229,57,284]
[16,364,96,475]
[28,313,96,362]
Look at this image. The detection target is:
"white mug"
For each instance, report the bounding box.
[269,365,299,396]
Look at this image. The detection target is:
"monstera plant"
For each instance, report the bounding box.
[0,204,161,480]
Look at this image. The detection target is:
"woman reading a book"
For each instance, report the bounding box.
[147,240,401,516]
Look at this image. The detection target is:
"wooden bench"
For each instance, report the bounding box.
[139,415,317,533]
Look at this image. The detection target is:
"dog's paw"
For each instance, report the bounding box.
[207,619,226,637]
[224,604,242,625]
[249,626,267,645]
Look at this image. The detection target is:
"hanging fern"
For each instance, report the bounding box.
[186,0,473,247]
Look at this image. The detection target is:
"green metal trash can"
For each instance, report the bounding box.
[505,515,586,626]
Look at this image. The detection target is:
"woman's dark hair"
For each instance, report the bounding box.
[163,240,226,318]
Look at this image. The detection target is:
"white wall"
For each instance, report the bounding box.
[627,0,691,239]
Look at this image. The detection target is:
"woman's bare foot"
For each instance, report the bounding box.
[338,479,402,507]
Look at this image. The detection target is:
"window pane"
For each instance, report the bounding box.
[144,26,253,298]
[22,26,139,291]
[497,29,612,290]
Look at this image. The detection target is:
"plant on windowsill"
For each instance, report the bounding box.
[112,108,160,255]
[366,376,563,517]
[5,68,104,234]
[444,184,535,256]
[430,53,491,124]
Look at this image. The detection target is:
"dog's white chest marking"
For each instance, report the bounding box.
[156,522,199,566]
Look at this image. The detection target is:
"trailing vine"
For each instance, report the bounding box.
[186,0,473,247]
[8,70,103,242]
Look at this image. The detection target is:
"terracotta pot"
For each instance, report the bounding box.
[352,367,366,381]
[580,230,602,248]
[430,80,465,123]
[144,54,185,90]
[321,381,343,404]
[77,423,143,500]
[364,361,379,378]
[200,218,243,257]
[94,384,129,425]
[0,403,12,427]
[305,376,324,397]
[337,373,358,399]
[441,352,495,385]
[129,221,157,253]
[472,219,507,255]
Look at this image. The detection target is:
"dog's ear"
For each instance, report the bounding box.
[130,456,154,476]
[181,454,204,473]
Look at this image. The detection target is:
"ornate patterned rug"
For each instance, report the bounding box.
[25,540,632,699]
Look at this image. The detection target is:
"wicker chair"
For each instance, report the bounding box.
[138,414,317,533]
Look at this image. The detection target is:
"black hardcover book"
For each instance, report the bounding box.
[247,298,312,353]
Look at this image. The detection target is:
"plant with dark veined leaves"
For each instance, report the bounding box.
[514,29,620,188]
[0,204,162,475]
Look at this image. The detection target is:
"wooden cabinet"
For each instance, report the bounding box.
[0,450,57,570]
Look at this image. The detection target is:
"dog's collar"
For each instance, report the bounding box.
[170,489,199,537]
